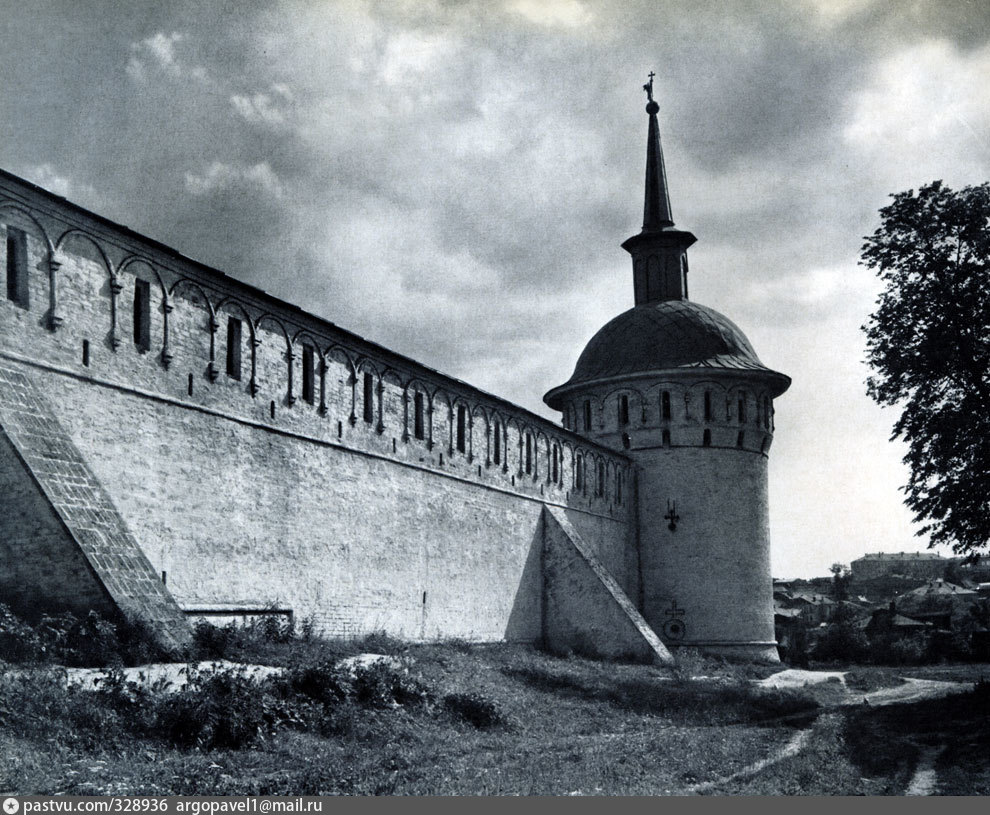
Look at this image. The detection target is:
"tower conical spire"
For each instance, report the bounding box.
[642,73,674,230]
[621,74,697,305]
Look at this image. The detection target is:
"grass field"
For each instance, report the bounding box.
[2,635,988,795]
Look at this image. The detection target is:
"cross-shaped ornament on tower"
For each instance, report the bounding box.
[643,71,655,102]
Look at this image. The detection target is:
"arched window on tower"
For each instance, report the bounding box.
[583,400,592,431]
[618,394,629,427]
[704,390,713,421]
[575,453,584,491]
[737,392,747,423]
[493,420,502,464]
[596,461,605,497]
[525,433,533,474]
[551,443,560,484]
[661,390,671,421]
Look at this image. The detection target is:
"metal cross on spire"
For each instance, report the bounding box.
[643,71,655,102]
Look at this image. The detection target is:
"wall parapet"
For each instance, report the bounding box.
[0,169,631,518]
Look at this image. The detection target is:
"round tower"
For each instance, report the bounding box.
[544,77,790,661]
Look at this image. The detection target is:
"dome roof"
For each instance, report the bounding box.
[544,300,790,409]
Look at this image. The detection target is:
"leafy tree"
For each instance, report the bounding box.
[943,558,964,585]
[861,180,990,559]
[830,563,851,601]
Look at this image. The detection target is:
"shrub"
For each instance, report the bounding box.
[0,604,46,662]
[192,620,240,660]
[282,661,353,706]
[0,604,172,667]
[251,613,295,644]
[352,662,433,709]
[871,634,930,665]
[443,691,504,728]
[156,668,272,750]
[811,622,870,663]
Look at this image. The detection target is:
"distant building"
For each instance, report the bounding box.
[851,552,954,581]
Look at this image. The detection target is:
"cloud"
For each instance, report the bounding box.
[19,164,98,204]
[126,31,208,84]
[843,38,990,185]
[230,91,291,125]
[507,0,593,29]
[183,161,284,199]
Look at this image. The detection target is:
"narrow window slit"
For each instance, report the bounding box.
[5,227,29,308]
[414,392,425,440]
[226,317,242,379]
[301,344,315,404]
[618,394,629,427]
[363,372,374,423]
[456,404,466,453]
[82,340,90,367]
[133,278,151,351]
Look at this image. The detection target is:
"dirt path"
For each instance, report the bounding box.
[681,730,811,794]
[683,670,976,795]
[905,746,943,796]
[849,678,973,707]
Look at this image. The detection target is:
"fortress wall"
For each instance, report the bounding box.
[14,362,631,640]
[0,172,635,640]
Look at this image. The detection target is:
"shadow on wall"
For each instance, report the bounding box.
[504,515,545,642]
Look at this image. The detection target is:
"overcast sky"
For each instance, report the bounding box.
[2,0,988,577]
